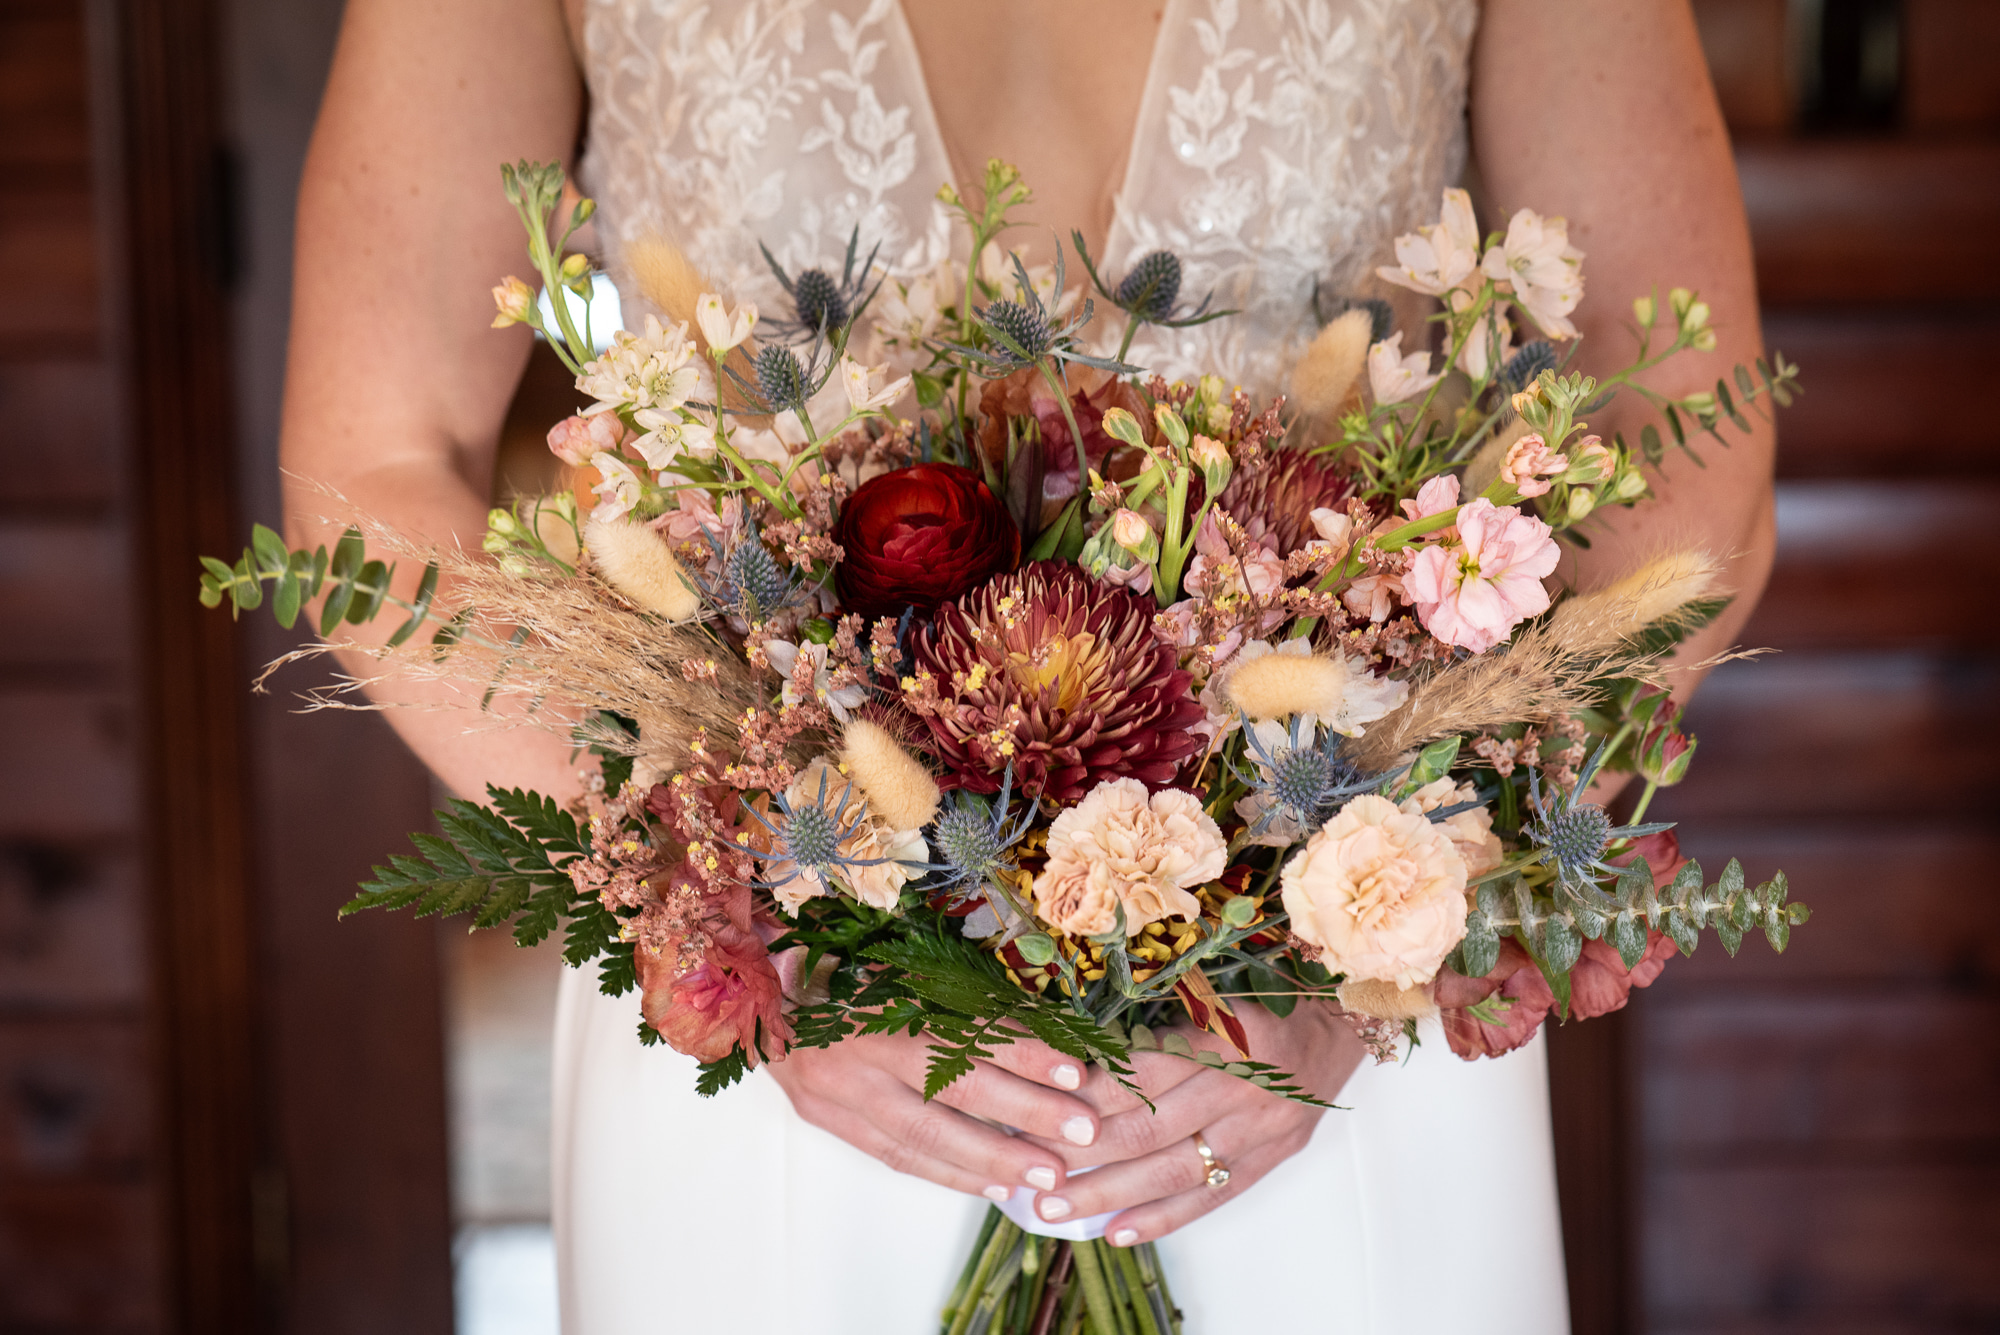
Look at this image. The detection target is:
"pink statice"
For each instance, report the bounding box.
[1498,433,1568,499]
[1403,499,1559,652]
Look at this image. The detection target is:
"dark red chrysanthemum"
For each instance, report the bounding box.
[908,561,1206,804]
[1215,447,1353,555]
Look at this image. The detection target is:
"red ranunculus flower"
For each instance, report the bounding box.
[833,462,1020,621]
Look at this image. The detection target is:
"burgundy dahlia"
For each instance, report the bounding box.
[1215,447,1353,554]
[833,462,1020,621]
[909,561,1206,803]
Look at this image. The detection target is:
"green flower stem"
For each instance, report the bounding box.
[710,427,796,518]
[947,1213,1021,1335]
[1035,361,1094,508]
[1139,1244,1181,1334]
[944,1207,1004,1328]
[1068,1240,1121,1335]
[1115,311,1144,365]
[1112,1245,1162,1335]
[1153,468,1193,608]
[1626,776,1662,828]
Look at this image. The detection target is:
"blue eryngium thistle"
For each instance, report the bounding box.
[1501,340,1559,393]
[1072,233,1232,333]
[754,345,809,415]
[1114,250,1182,323]
[925,764,1037,904]
[702,518,805,623]
[1230,716,1383,839]
[939,243,1137,377]
[1525,743,1675,894]
[742,769,894,897]
[757,226,882,345]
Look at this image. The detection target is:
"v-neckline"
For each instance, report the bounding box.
[888,0,1179,261]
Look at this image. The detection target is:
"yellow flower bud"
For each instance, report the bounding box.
[1632,295,1657,329]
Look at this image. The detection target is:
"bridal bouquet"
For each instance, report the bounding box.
[202,160,1804,1334]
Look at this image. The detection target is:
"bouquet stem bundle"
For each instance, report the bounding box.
[944,1209,1179,1335]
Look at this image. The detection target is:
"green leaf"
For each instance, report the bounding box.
[385,560,440,648]
[1457,915,1500,979]
[1247,961,1298,1018]
[1764,914,1791,954]
[1408,735,1462,787]
[695,1046,752,1097]
[251,523,290,575]
[596,940,637,996]
[272,571,303,629]
[1714,917,1743,957]
[1639,423,1665,466]
[345,559,393,624]
[1608,912,1647,969]
[1539,916,1581,975]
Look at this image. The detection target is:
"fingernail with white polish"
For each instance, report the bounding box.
[1112,1228,1139,1247]
[983,1185,1012,1203]
[1051,1063,1081,1090]
[1024,1166,1058,1191]
[1061,1116,1095,1146]
[1039,1196,1072,1221]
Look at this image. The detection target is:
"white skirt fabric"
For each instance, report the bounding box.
[551,964,1569,1333]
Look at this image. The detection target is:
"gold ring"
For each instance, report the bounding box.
[1193,1132,1230,1189]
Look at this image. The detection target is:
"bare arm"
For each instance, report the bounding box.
[282,0,584,801]
[1474,0,1780,695]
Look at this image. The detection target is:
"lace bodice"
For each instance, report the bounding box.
[579,0,1479,397]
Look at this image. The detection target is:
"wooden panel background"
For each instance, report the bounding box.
[1595,3,2000,1332]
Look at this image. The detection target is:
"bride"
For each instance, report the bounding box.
[284,0,1774,1328]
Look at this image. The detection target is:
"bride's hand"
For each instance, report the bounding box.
[764,1030,1105,1202]
[1018,1001,1364,1245]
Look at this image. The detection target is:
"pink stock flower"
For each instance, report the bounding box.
[1377,188,1482,297]
[1399,474,1460,523]
[1498,433,1569,499]
[1403,499,1559,653]
[548,411,631,467]
[1568,436,1615,483]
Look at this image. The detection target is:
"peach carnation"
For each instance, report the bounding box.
[1032,779,1225,938]
[1279,794,1469,990]
[1398,777,1504,879]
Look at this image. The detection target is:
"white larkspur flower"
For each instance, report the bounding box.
[1366,332,1442,404]
[575,314,703,417]
[1453,290,1516,381]
[589,451,644,522]
[837,357,912,414]
[1377,188,1482,297]
[764,638,868,723]
[1481,208,1585,339]
[695,292,757,352]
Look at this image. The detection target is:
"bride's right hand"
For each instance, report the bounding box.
[764,1032,1102,1202]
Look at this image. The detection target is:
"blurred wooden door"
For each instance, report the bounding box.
[0,0,453,1329]
[1552,2,2000,1331]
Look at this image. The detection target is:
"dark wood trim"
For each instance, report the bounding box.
[110,0,261,1328]
[1547,1007,1634,1335]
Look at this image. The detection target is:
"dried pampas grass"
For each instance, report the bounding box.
[267,514,765,778]
[1348,549,1725,772]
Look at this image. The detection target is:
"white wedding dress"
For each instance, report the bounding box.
[554,1,1571,1329]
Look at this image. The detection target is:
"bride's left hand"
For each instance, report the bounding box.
[1016,999,1364,1246]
